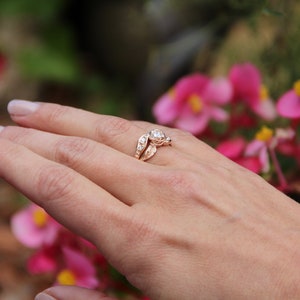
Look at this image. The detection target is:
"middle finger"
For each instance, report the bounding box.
[0,126,164,206]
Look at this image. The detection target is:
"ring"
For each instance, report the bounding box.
[135,129,172,161]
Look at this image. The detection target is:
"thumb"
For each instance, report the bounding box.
[35,286,117,300]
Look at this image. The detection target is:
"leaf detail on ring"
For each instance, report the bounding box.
[135,134,150,159]
[140,143,157,161]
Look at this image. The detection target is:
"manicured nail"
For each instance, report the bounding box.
[35,292,56,300]
[7,99,40,116]
[0,126,4,132]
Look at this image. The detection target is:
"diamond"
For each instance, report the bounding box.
[149,129,164,140]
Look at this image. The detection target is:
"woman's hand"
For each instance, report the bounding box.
[1,100,300,299]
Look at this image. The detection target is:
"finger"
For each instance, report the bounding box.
[0,126,160,205]
[7,100,170,156]
[7,100,223,164]
[0,138,132,259]
[35,286,117,300]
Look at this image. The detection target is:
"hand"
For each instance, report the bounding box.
[1,100,300,299]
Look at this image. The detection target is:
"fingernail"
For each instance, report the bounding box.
[7,99,40,116]
[35,292,56,300]
[0,126,4,132]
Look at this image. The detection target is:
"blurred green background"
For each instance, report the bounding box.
[0,0,300,299]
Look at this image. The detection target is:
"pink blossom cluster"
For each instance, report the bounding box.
[153,62,300,191]
[11,203,147,298]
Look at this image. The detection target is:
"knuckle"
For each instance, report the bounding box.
[54,137,92,167]
[170,128,195,143]
[115,214,158,271]
[172,127,193,138]
[1,126,30,143]
[47,104,70,125]
[123,218,153,247]
[94,116,131,145]
[160,169,198,196]
[36,165,75,202]
[0,140,23,162]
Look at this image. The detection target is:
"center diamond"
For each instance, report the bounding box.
[149,129,165,141]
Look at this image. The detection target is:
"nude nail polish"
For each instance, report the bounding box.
[7,99,40,116]
[35,292,56,300]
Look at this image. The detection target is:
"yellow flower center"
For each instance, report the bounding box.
[57,269,76,285]
[259,85,269,101]
[293,80,300,96]
[168,88,175,99]
[255,126,274,142]
[32,208,48,227]
[188,94,203,113]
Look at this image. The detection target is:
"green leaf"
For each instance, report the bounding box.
[17,24,80,83]
[262,7,284,17]
[18,46,79,83]
[0,0,66,22]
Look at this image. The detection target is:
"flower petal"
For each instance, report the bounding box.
[259,147,270,173]
[210,107,229,122]
[76,276,99,289]
[62,247,96,277]
[11,206,47,248]
[175,113,209,135]
[236,157,262,174]
[175,73,209,102]
[252,98,277,120]
[202,77,233,104]
[276,90,300,118]
[245,140,264,156]
[153,93,178,124]
[62,247,99,288]
[216,138,246,159]
[27,249,57,274]
[229,63,260,102]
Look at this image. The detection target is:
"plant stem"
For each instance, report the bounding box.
[269,147,288,190]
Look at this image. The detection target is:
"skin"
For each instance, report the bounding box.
[1,101,300,300]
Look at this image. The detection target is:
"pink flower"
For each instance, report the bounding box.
[276,80,300,118]
[56,247,99,289]
[11,204,60,248]
[229,63,276,120]
[216,137,261,173]
[153,74,232,135]
[245,140,270,173]
[245,126,295,173]
[27,247,58,274]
